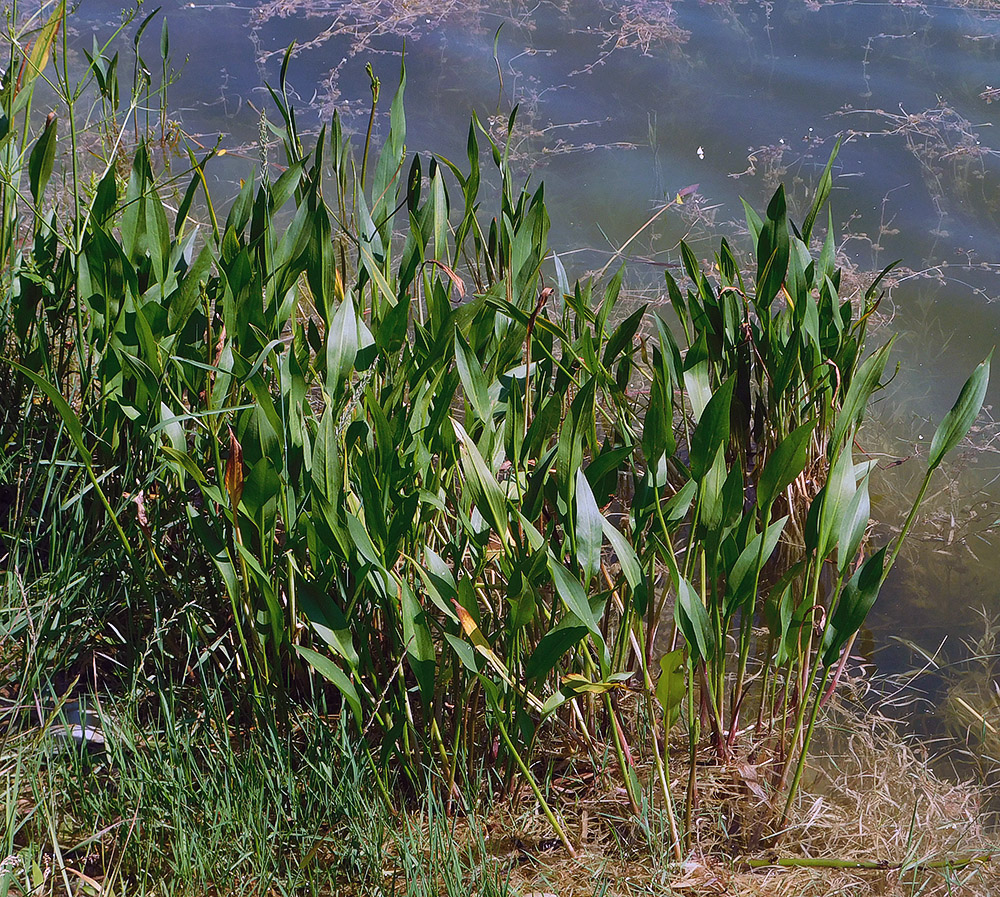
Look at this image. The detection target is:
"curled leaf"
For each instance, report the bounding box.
[225,427,244,509]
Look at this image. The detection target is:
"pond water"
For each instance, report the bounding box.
[77,0,1000,688]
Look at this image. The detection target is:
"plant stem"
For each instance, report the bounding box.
[777,664,831,835]
[605,691,642,816]
[885,467,933,576]
[730,507,772,739]
[747,853,1000,870]
[494,710,576,856]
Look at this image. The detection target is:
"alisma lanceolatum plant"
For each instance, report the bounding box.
[1,13,989,853]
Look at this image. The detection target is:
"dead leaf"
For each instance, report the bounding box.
[225,427,244,509]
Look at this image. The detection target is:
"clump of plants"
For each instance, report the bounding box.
[1,0,994,884]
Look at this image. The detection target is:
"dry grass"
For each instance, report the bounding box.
[778,706,998,896]
[355,702,1000,896]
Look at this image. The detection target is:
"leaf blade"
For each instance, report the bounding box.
[928,350,993,471]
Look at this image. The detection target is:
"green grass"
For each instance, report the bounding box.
[6,689,368,894]
[1,661,533,896]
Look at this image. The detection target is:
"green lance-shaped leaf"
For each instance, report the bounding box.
[452,418,510,543]
[836,462,874,575]
[821,546,886,668]
[726,515,789,613]
[801,137,841,245]
[547,554,600,635]
[601,516,649,614]
[524,618,589,682]
[143,173,171,285]
[556,377,596,505]
[311,405,340,504]
[656,648,687,728]
[757,419,816,512]
[864,259,902,308]
[688,375,735,481]
[675,576,715,663]
[597,265,625,339]
[167,243,214,333]
[296,646,362,725]
[399,577,436,705]
[547,553,609,673]
[28,112,57,205]
[741,198,764,244]
[653,313,684,391]
[345,510,382,568]
[683,334,713,423]
[8,361,90,463]
[454,329,492,423]
[506,570,538,630]
[830,340,894,458]
[646,318,681,462]
[241,458,280,521]
[575,468,603,587]
[326,290,358,392]
[662,479,697,525]
[928,350,993,471]
[817,446,855,561]
[755,184,790,312]
[444,632,482,678]
[603,304,647,366]
[770,582,799,668]
[643,366,675,465]
[417,565,460,625]
[696,446,728,542]
[297,579,359,668]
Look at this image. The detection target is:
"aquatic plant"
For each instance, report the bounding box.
[0,2,992,868]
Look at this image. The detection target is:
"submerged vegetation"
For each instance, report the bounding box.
[1,1,999,895]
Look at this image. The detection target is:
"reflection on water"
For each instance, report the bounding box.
[78,0,1000,667]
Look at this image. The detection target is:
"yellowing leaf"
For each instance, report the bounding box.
[453,600,545,712]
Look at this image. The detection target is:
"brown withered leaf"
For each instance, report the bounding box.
[671,858,729,894]
[133,490,151,538]
[424,259,465,298]
[225,427,244,508]
[737,761,768,801]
